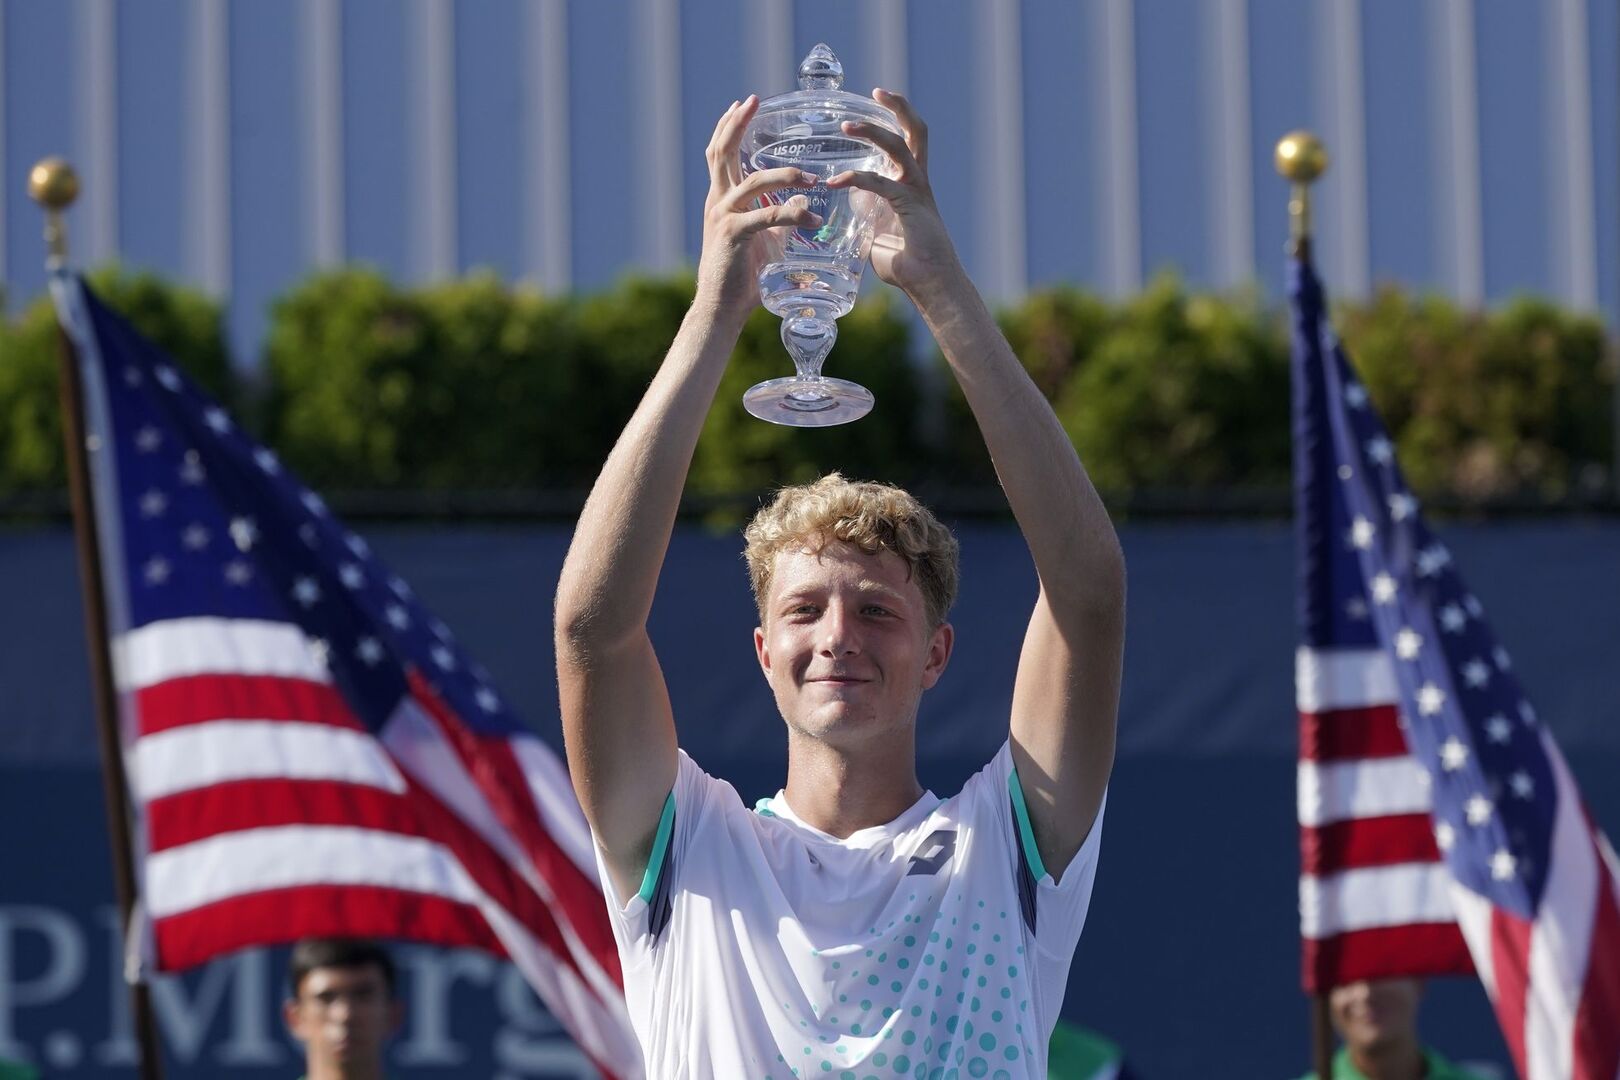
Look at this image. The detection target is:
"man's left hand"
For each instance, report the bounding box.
[827,89,961,298]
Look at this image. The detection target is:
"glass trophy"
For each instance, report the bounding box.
[740,44,901,426]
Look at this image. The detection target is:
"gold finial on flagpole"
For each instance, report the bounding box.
[28,157,81,270]
[1274,132,1327,255]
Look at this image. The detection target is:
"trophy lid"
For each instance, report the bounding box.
[747,43,901,152]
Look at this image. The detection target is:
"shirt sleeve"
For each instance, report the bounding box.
[966,741,1108,961]
[590,749,726,964]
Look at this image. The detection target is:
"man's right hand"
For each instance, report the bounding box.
[695,95,825,320]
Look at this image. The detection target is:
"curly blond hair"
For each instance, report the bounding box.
[743,473,959,628]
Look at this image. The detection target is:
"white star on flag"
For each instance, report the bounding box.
[229,517,259,552]
[144,557,171,585]
[203,407,232,433]
[123,366,142,387]
[1395,628,1423,660]
[1439,604,1467,633]
[254,448,281,474]
[346,534,371,559]
[1440,737,1469,771]
[1466,795,1494,826]
[1349,517,1375,550]
[301,490,327,516]
[1343,382,1368,408]
[1493,646,1512,671]
[181,524,210,551]
[1509,772,1535,799]
[355,637,385,666]
[1463,595,1483,618]
[299,523,320,548]
[1462,659,1491,689]
[1371,573,1398,605]
[308,639,331,670]
[431,645,456,671]
[339,563,366,590]
[138,490,168,518]
[475,687,501,713]
[1435,822,1456,852]
[1519,701,1538,727]
[389,576,413,599]
[134,426,162,452]
[1491,849,1517,881]
[292,577,321,608]
[1418,683,1447,716]
[385,605,411,630]
[179,454,205,486]
[224,560,254,586]
[1484,715,1513,744]
[154,365,181,391]
[1345,598,1369,621]
[1388,492,1417,521]
[1415,544,1449,578]
[1365,436,1394,464]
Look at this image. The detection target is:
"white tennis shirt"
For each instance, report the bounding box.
[594,742,1106,1079]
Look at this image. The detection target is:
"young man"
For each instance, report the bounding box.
[283,938,402,1080]
[1298,979,1490,1080]
[555,90,1125,1077]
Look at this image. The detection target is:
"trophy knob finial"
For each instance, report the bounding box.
[799,43,843,91]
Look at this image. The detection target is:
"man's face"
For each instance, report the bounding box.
[754,541,952,747]
[1329,978,1423,1055]
[284,965,398,1074]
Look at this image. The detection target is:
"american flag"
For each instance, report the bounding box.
[51,274,643,1078]
[1291,254,1620,1077]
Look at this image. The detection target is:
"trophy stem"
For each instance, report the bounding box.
[783,313,837,379]
[741,311,872,427]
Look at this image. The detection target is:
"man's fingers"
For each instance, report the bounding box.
[705,100,741,193]
[841,120,919,182]
[719,95,758,187]
[706,95,759,194]
[873,88,928,168]
[724,167,819,212]
[825,169,907,204]
[736,196,821,235]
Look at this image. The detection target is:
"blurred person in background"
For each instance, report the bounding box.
[1298,978,1489,1080]
[1047,1019,1137,1079]
[283,937,402,1080]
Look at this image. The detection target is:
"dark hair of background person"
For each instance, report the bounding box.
[286,938,398,998]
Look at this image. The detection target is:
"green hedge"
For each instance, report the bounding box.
[0,267,231,493]
[0,265,1612,506]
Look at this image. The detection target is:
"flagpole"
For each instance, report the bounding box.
[1276,130,1335,1080]
[28,157,167,1080]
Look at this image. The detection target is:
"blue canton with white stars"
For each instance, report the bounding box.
[80,279,518,737]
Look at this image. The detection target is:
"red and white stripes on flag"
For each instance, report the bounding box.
[121,616,644,1078]
[1296,645,1473,990]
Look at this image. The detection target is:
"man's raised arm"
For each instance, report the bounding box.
[554,97,821,902]
[830,91,1125,879]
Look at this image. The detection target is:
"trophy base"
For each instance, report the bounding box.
[742,376,874,427]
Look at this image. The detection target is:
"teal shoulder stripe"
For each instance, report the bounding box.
[1007,762,1048,882]
[637,792,676,904]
